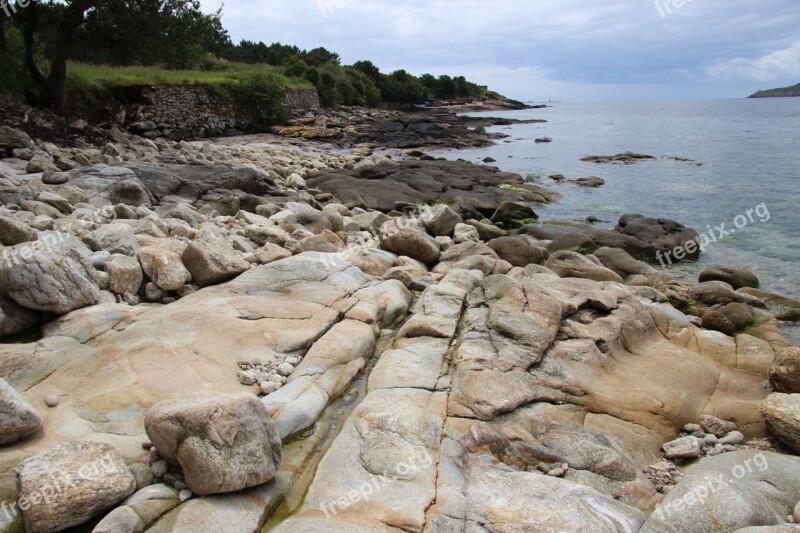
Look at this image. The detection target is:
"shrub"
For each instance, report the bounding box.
[232,71,288,130]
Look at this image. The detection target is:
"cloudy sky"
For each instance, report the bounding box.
[202,0,800,101]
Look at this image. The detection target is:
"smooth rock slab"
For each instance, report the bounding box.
[662,436,703,460]
[0,378,43,445]
[642,451,800,532]
[17,441,136,533]
[145,393,282,496]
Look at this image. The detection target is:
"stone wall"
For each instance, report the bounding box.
[111,84,320,139]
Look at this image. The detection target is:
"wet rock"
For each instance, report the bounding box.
[0,378,43,445]
[739,288,800,322]
[700,264,760,289]
[761,394,800,452]
[145,393,282,495]
[490,201,538,225]
[17,441,136,533]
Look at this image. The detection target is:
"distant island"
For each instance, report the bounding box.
[748,83,800,98]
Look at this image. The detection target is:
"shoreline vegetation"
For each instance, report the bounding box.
[748,83,800,98]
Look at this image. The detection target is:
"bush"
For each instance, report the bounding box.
[232,71,288,130]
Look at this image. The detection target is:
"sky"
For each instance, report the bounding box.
[201,0,800,102]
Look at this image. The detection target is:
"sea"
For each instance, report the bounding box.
[434,98,800,344]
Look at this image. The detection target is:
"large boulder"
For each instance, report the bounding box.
[181,235,250,287]
[761,394,800,452]
[770,348,800,394]
[739,288,800,322]
[17,441,136,533]
[700,264,760,289]
[85,223,140,256]
[0,214,37,246]
[544,250,624,283]
[138,246,191,291]
[145,393,282,496]
[490,201,538,225]
[0,378,42,445]
[380,223,441,265]
[105,255,144,296]
[420,204,462,237]
[488,235,547,267]
[0,126,34,151]
[0,232,101,314]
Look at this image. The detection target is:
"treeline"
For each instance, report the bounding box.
[0,0,487,113]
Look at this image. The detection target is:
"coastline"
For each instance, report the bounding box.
[0,98,798,532]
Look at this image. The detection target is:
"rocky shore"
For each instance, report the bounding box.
[0,101,799,533]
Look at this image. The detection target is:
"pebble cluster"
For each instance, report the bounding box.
[237,355,303,395]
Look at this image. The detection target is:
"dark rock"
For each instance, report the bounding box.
[490,202,538,225]
[700,264,759,289]
[702,310,737,336]
[488,236,547,267]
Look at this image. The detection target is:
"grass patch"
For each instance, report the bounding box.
[543,220,574,226]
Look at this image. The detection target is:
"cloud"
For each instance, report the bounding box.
[201,0,800,99]
[708,41,800,81]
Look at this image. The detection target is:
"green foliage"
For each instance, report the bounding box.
[230,71,289,131]
[0,26,27,96]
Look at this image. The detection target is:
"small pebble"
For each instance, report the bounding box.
[703,435,718,446]
[793,501,800,522]
[174,481,188,490]
[285,356,302,366]
[547,463,569,477]
[45,394,59,407]
[141,440,154,450]
[179,489,193,502]
[683,424,703,433]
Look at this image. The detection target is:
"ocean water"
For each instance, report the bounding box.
[434,99,800,342]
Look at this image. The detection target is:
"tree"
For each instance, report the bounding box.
[16,0,96,113]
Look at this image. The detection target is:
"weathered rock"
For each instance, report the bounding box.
[662,436,704,459]
[740,288,800,322]
[643,451,800,532]
[761,394,800,452]
[488,235,547,267]
[17,441,136,533]
[0,378,43,445]
[380,223,440,265]
[0,126,34,151]
[420,204,462,237]
[86,223,140,256]
[770,348,800,394]
[138,246,191,291]
[490,201,538,225]
[545,250,624,283]
[105,255,144,296]
[181,235,250,287]
[700,264,760,289]
[0,232,101,314]
[699,414,737,437]
[702,309,737,336]
[145,393,282,496]
[0,214,37,245]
